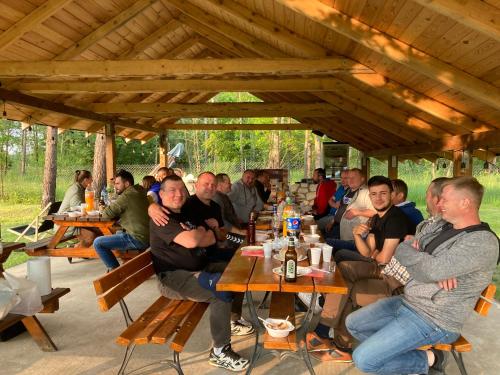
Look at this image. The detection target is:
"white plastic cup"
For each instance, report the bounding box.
[309,224,318,235]
[263,242,273,258]
[310,247,322,265]
[313,242,323,249]
[322,245,333,263]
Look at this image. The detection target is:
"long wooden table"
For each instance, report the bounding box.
[217,238,348,374]
[25,214,138,260]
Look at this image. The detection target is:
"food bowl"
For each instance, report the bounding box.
[255,232,269,242]
[263,318,295,338]
[68,212,81,218]
[303,234,321,244]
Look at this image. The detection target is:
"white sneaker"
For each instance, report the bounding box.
[231,320,255,336]
[297,292,323,314]
[209,344,249,372]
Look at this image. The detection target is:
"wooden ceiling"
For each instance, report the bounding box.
[0,0,499,160]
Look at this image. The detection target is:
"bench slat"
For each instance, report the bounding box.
[475,284,496,316]
[171,302,209,352]
[151,300,197,345]
[24,234,76,252]
[134,300,183,345]
[94,251,152,295]
[116,296,172,346]
[263,292,297,351]
[97,264,155,311]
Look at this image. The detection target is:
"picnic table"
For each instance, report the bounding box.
[1,242,26,274]
[217,229,348,374]
[24,214,138,261]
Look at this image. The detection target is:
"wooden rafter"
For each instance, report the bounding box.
[55,0,157,60]
[0,0,73,53]
[367,129,500,157]
[87,102,340,118]
[164,123,314,130]
[412,0,500,43]
[276,0,500,111]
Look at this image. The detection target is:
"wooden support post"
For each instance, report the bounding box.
[388,155,398,180]
[159,131,169,167]
[361,153,370,180]
[453,150,473,177]
[105,124,116,183]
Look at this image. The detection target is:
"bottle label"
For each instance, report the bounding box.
[285,259,296,279]
[286,217,301,231]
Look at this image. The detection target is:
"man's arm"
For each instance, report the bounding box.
[374,238,401,264]
[173,226,216,248]
[395,232,498,282]
[352,224,375,257]
[344,208,376,220]
[148,203,170,226]
[102,195,126,219]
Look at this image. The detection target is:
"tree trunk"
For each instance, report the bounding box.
[314,134,322,168]
[268,119,280,169]
[431,161,436,179]
[41,126,58,208]
[239,130,244,172]
[21,129,27,175]
[33,125,39,163]
[304,130,311,178]
[92,133,106,195]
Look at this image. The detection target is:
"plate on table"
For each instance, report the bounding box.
[87,210,100,216]
[241,245,264,251]
[273,253,307,262]
[68,212,81,218]
[272,266,312,277]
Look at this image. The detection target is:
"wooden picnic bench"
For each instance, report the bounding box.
[0,287,70,351]
[93,250,209,375]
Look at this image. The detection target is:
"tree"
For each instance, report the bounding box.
[92,133,106,195]
[41,126,57,207]
[304,130,311,178]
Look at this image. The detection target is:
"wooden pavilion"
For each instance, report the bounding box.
[0,0,499,179]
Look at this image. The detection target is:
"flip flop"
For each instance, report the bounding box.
[311,347,353,363]
[306,332,332,351]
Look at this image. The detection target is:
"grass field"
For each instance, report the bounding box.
[1,173,499,297]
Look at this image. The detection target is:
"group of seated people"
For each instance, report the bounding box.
[59,165,499,374]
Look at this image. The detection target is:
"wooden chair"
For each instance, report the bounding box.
[8,201,61,242]
[419,284,496,375]
[93,250,209,375]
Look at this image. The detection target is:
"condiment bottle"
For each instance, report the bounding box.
[247,211,256,245]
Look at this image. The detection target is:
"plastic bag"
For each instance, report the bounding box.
[0,278,21,319]
[3,272,43,316]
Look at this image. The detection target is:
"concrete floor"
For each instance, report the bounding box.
[2,257,499,375]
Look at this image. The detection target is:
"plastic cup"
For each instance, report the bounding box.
[310,247,322,265]
[322,245,333,263]
[263,242,273,258]
[80,203,87,216]
[309,224,318,235]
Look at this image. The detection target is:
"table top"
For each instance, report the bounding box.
[1,242,26,252]
[46,214,115,224]
[217,246,348,295]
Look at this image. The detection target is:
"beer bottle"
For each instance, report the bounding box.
[284,237,297,282]
[247,211,256,245]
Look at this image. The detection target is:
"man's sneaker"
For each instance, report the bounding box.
[231,320,255,336]
[209,344,250,372]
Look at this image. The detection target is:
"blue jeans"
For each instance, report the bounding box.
[326,238,357,252]
[93,232,147,269]
[346,296,460,375]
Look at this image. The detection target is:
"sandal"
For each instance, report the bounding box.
[311,347,353,363]
[306,332,332,351]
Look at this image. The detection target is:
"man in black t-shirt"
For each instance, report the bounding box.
[309,176,412,362]
[150,175,249,372]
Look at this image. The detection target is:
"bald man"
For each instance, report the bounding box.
[227,169,264,224]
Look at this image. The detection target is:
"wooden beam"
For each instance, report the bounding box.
[164,123,314,130]
[0,88,156,133]
[367,129,500,157]
[87,102,339,118]
[0,0,73,52]
[276,0,500,111]
[360,152,370,179]
[13,77,383,94]
[55,0,157,60]
[0,58,369,78]
[161,37,199,59]
[412,0,500,43]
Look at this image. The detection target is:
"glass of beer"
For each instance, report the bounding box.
[85,189,95,211]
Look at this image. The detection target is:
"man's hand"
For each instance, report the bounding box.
[411,239,419,250]
[205,218,219,230]
[438,278,458,291]
[180,223,192,231]
[344,209,357,220]
[353,223,370,237]
[404,234,415,241]
[148,203,170,226]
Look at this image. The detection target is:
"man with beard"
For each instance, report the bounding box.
[93,169,150,270]
[307,176,411,362]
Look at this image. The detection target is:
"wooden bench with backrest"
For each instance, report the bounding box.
[263,292,298,352]
[419,284,496,375]
[93,250,209,375]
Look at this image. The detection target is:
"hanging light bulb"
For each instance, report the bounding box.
[2,100,7,119]
[484,161,489,170]
[132,148,135,154]
[442,160,447,169]
[436,159,440,170]
[87,139,90,147]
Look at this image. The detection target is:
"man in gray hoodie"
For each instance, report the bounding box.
[227,169,264,224]
[345,176,499,375]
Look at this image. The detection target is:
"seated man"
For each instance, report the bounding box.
[317,169,349,232]
[93,169,150,270]
[312,168,337,220]
[150,175,249,372]
[308,176,411,361]
[391,178,424,234]
[212,173,246,235]
[346,177,499,375]
[228,169,264,224]
[254,170,271,204]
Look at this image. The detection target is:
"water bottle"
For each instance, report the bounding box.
[101,188,109,205]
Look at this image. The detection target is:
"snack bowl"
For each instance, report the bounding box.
[86,210,100,216]
[303,234,321,244]
[68,212,81,218]
[255,232,269,242]
[263,318,295,338]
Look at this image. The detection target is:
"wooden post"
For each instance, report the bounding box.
[158,131,169,167]
[105,124,116,183]
[453,149,473,177]
[388,155,398,179]
[360,152,370,180]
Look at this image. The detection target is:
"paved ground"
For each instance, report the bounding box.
[2,257,499,375]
